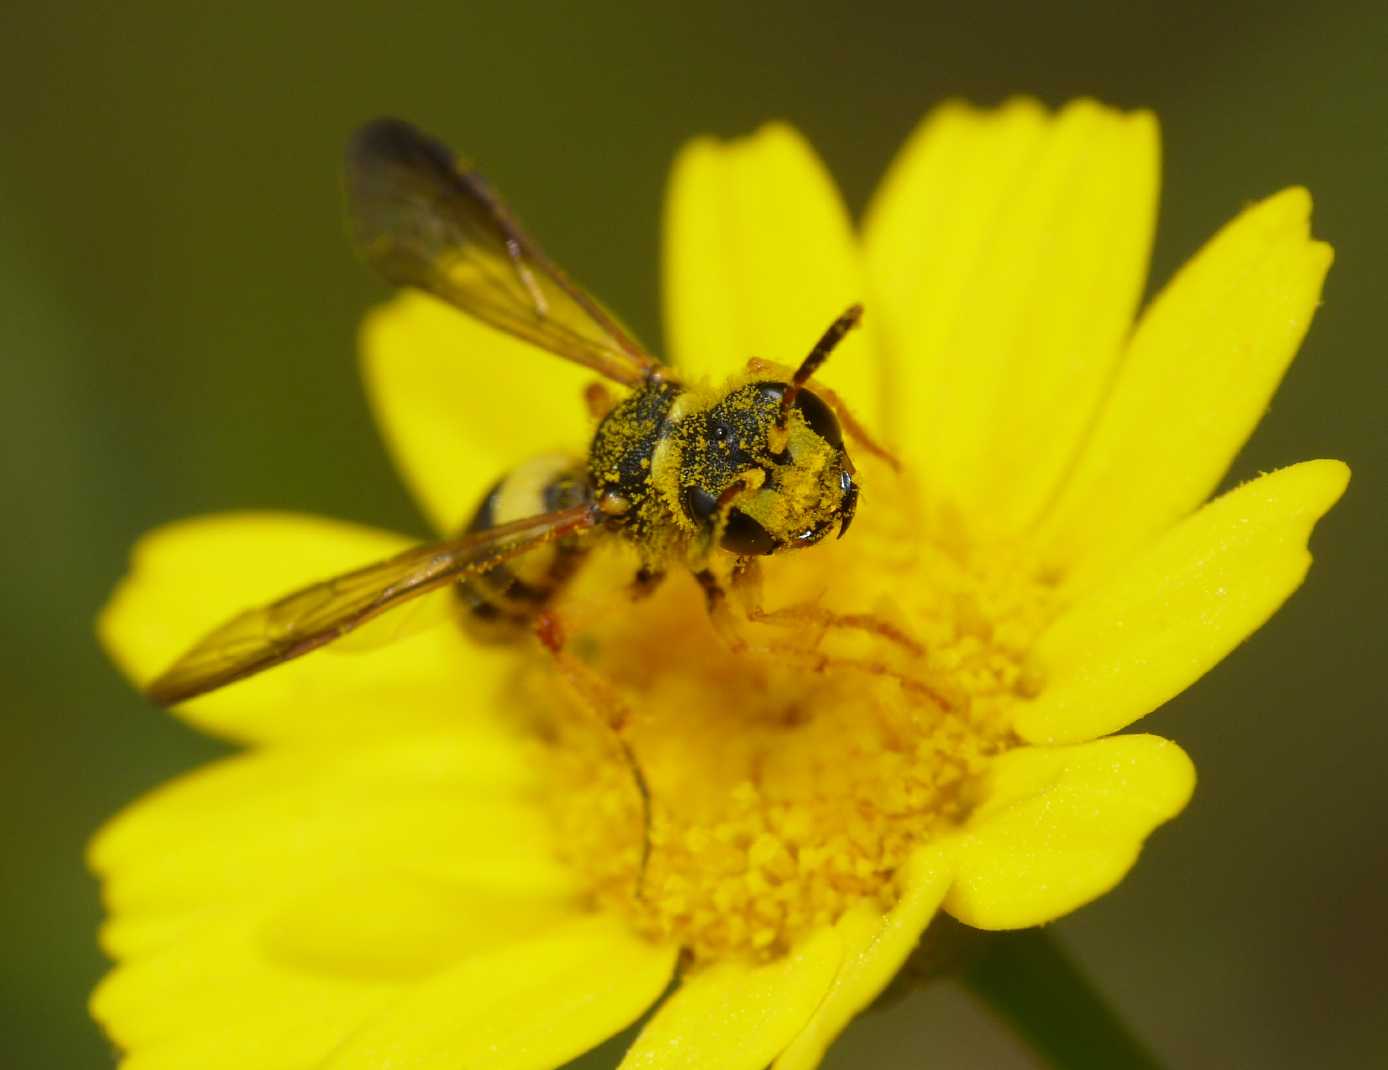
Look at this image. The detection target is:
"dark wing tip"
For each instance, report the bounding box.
[346,117,455,184]
[348,117,416,164]
[344,117,468,267]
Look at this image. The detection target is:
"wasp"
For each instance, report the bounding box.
[145,118,877,707]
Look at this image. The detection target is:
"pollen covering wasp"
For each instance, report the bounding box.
[146,119,879,706]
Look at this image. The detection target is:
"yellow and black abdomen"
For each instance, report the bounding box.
[455,453,593,642]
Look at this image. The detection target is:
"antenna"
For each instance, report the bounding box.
[778,303,863,433]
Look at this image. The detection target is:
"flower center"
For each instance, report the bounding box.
[524,465,1055,961]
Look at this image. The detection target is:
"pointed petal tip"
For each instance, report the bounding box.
[749,119,803,143]
[678,120,808,159]
[1268,183,1314,219]
[667,132,720,171]
[1298,456,1351,502]
[1235,457,1351,522]
[1246,185,1323,243]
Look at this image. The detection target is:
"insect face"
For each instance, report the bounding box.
[678,382,857,556]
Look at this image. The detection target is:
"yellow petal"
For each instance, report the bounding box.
[1036,187,1334,581]
[864,98,1045,372]
[774,846,954,1070]
[95,896,599,1070]
[864,99,1158,535]
[361,290,595,534]
[99,511,514,744]
[259,877,578,980]
[663,123,885,427]
[863,99,1046,463]
[326,914,676,1070]
[101,909,228,962]
[93,912,405,1070]
[1017,460,1349,745]
[91,731,579,941]
[944,735,1195,930]
[620,927,842,1070]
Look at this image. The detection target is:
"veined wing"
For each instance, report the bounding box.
[146,504,599,705]
[346,117,661,387]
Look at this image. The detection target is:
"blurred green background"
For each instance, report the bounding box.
[3,2,1384,1067]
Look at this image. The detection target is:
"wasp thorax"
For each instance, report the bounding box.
[677,382,857,556]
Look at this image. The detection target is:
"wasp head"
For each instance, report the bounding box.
[678,381,857,556]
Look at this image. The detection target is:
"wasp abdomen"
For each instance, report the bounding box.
[455,454,593,642]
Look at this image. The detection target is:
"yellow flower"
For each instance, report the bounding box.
[92,99,1346,1070]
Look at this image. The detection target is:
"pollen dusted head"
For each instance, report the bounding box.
[677,381,858,556]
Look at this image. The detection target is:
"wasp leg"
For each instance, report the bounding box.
[729,556,925,659]
[757,642,956,711]
[749,602,925,658]
[584,381,615,421]
[813,381,901,473]
[728,554,763,611]
[534,609,567,654]
[540,631,653,894]
[694,567,749,652]
[713,562,954,709]
[693,567,723,611]
[629,565,667,602]
[730,579,954,710]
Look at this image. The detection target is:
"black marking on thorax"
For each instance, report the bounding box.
[588,379,682,533]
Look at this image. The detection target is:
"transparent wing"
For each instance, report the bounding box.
[146,504,598,705]
[346,117,661,387]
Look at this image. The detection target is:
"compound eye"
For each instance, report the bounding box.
[681,484,719,524]
[721,509,778,556]
[794,389,843,448]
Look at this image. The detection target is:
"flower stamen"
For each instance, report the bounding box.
[527,464,1054,962]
